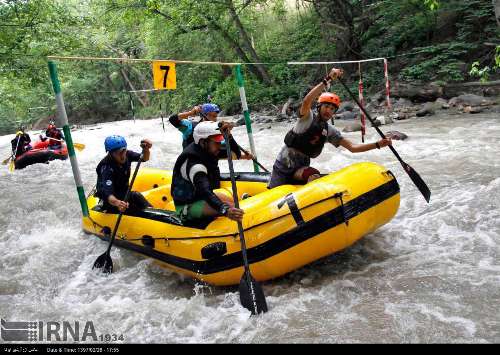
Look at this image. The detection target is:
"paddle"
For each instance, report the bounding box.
[233,142,270,173]
[337,77,431,203]
[41,136,85,151]
[221,125,268,315]
[160,103,165,132]
[92,149,145,274]
[7,136,21,172]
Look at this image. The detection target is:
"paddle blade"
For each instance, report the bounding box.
[92,253,113,274]
[73,143,85,151]
[403,162,431,203]
[8,160,15,172]
[2,157,11,165]
[239,271,268,315]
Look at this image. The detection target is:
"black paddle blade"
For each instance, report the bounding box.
[239,271,268,315]
[403,162,431,203]
[92,253,113,274]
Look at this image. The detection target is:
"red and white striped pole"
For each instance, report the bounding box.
[358,63,366,143]
[384,58,392,111]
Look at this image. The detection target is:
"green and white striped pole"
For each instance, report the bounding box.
[235,65,259,173]
[48,61,89,217]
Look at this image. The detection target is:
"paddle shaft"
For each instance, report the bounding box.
[222,129,259,314]
[160,103,165,132]
[337,77,430,202]
[234,142,269,173]
[11,136,21,160]
[8,136,22,170]
[105,153,144,256]
[337,78,405,164]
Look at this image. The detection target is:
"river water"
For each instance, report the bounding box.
[0,111,499,343]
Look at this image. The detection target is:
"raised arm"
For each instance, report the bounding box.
[299,68,343,118]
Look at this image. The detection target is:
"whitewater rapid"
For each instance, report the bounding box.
[0,111,499,343]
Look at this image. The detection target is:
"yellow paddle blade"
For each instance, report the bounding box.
[73,142,85,151]
[8,159,15,172]
[2,157,11,165]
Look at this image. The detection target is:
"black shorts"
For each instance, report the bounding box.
[102,191,152,213]
[268,160,307,189]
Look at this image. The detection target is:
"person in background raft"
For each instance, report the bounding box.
[171,121,244,223]
[268,67,393,189]
[95,135,153,214]
[168,103,253,160]
[11,127,31,158]
[40,121,64,150]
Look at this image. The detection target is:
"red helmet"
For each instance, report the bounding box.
[318,92,341,108]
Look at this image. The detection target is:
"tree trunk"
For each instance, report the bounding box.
[226,0,272,84]
[494,0,500,26]
[119,68,149,107]
[206,18,266,81]
[311,0,363,60]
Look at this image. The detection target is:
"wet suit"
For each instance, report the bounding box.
[95,150,152,213]
[171,143,229,222]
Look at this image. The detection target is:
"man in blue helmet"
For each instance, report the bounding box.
[95,135,153,213]
[168,103,252,160]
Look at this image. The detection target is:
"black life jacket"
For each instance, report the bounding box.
[284,114,328,158]
[171,143,221,205]
[95,152,134,201]
[11,134,31,157]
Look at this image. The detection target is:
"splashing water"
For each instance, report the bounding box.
[0,111,499,343]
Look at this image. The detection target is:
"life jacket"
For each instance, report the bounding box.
[46,128,63,147]
[11,134,31,157]
[171,143,221,205]
[95,152,133,201]
[284,114,328,158]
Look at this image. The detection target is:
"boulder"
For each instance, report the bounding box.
[392,82,443,102]
[369,91,385,104]
[338,101,355,113]
[386,131,408,140]
[374,115,393,125]
[483,87,500,97]
[393,98,413,109]
[435,98,450,109]
[463,106,484,114]
[416,102,437,117]
[389,112,409,121]
[449,94,493,107]
[336,111,358,120]
[342,121,362,132]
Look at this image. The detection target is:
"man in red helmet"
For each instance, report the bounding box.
[40,121,64,150]
[268,67,392,188]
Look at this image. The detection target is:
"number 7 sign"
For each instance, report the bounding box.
[152,61,176,90]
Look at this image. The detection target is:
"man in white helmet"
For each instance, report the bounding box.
[171,121,244,223]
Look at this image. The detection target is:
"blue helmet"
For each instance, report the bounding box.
[104,135,127,152]
[201,103,220,116]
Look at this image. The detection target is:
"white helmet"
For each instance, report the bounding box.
[193,121,224,144]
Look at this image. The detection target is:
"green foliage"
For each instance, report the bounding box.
[470,46,500,83]
[424,0,440,11]
[0,0,498,134]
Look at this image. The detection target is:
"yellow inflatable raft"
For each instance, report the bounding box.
[82,162,400,286]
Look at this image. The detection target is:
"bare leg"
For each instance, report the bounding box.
[201,192,235,216]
